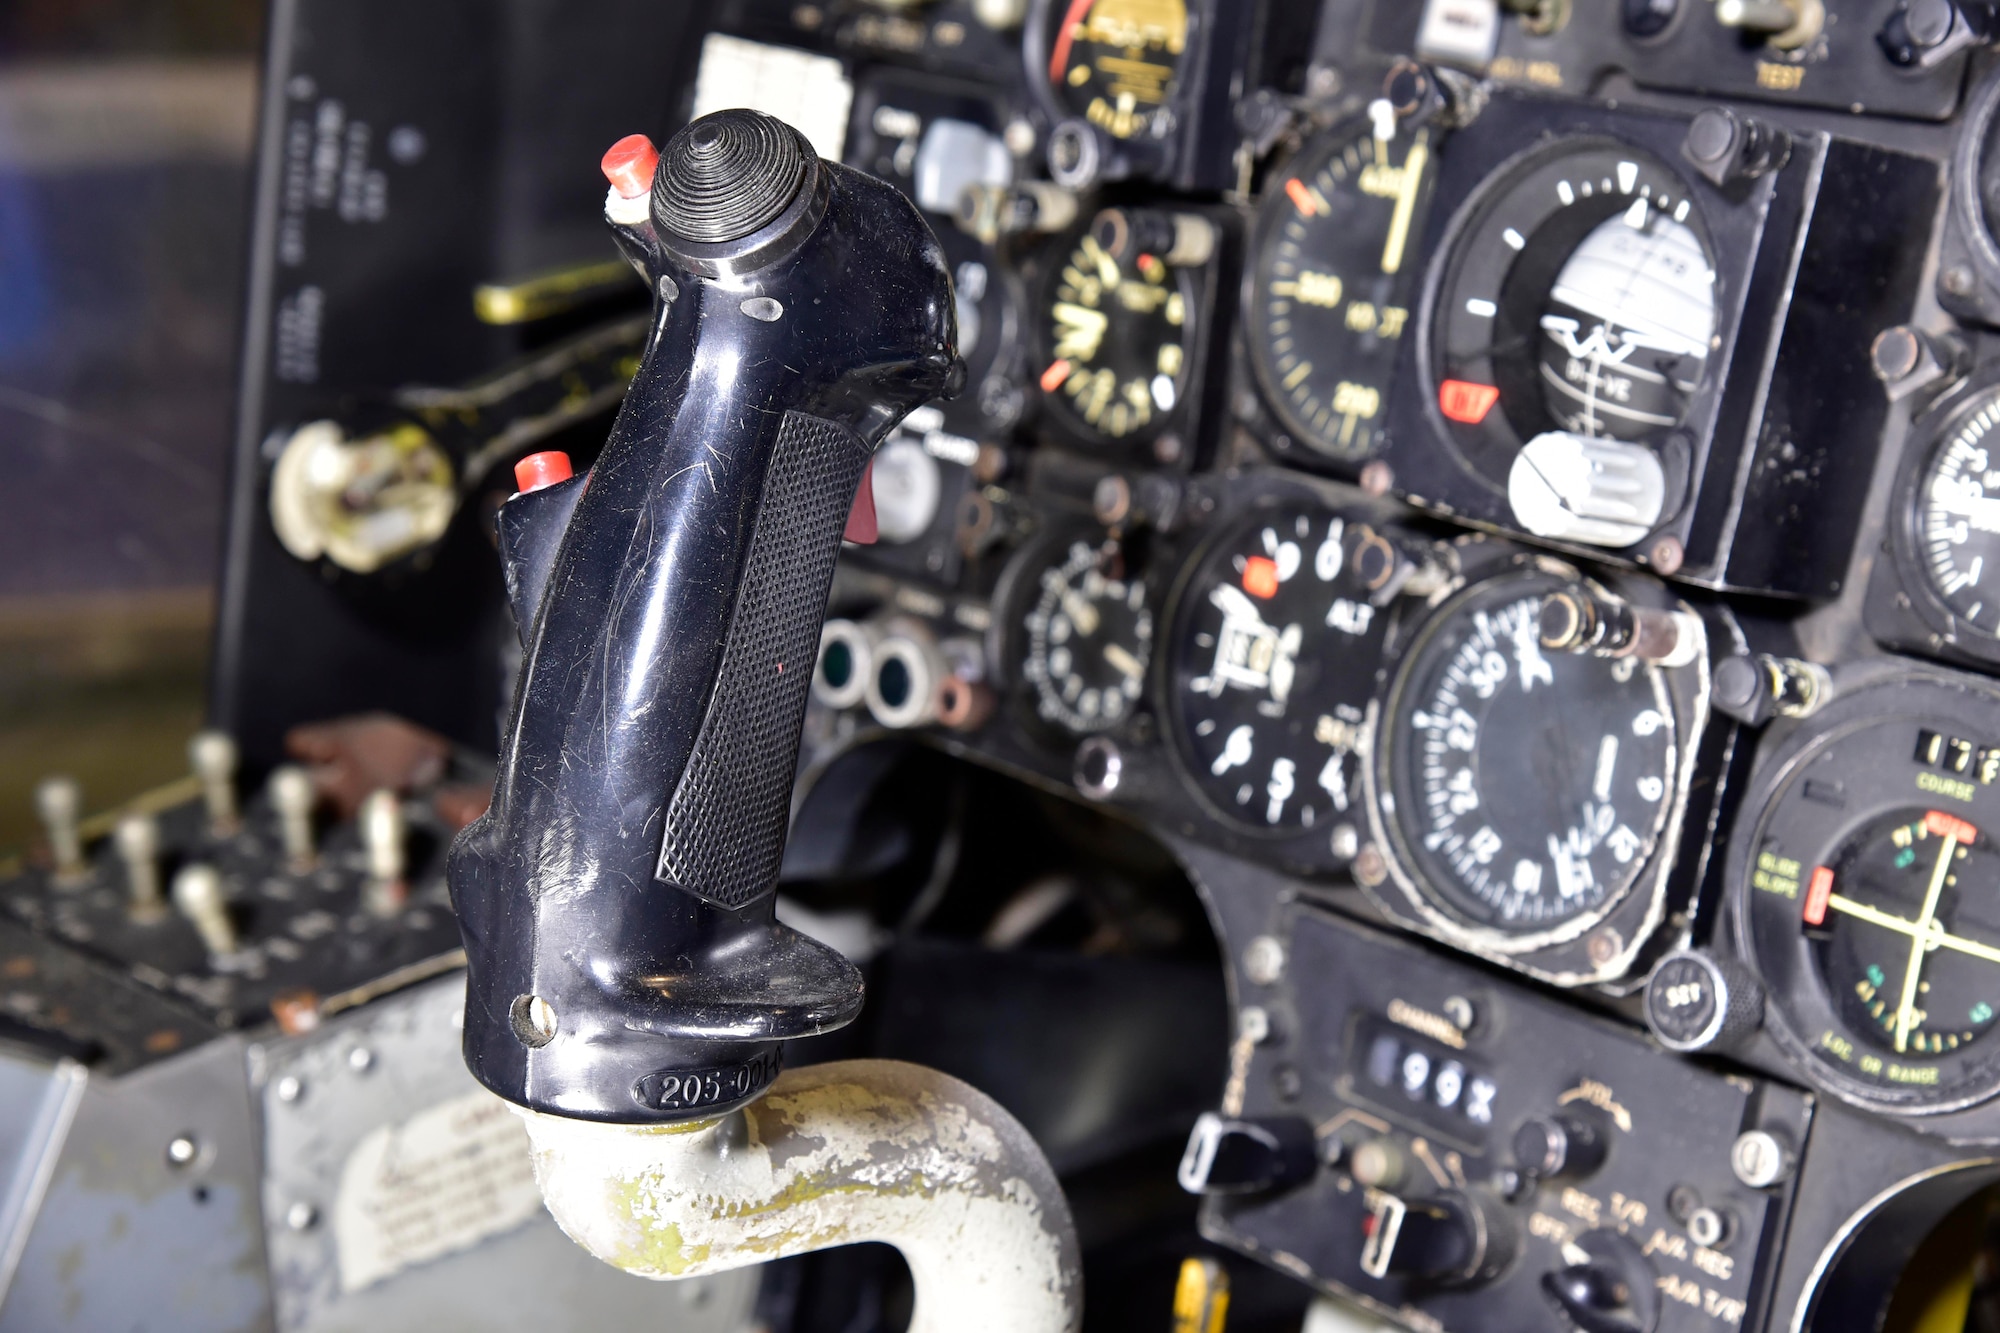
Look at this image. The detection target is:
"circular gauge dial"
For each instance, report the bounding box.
[1378,568,1678,935]
[1022,536,1153,734]
[1738,678,2000,1113]
[1903,386,2000,638]
[1171,505,1396,833]
[1427,141,1718,486]
[1039,213,1197,446]
[1042,0,1188,141]
[1249,118,1438,462]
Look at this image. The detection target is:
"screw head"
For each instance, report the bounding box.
[1243,935,1287,987]
[1359,460,1394,497]
[1648,534,1685,576]
[347,1046,375,1074]
[165,1135,198,1168]
[1687,1206,1731,1248]
[1945,264,1977,298]
[275,1075,304,1103]
[1239,1004,1272,1044]
[1731,1130,1792,1188]
[1586,927,1624,968]
[1442,995,1477,1032]
[1330,823,1360,860]
[1354,844,1388,888]
[286,1201,319,1232]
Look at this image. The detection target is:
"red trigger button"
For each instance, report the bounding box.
[844,459,878,545]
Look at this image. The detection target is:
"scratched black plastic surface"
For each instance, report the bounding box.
[450,114,957,1122]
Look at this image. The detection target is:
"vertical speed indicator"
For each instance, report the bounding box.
[1248,110,1439,465]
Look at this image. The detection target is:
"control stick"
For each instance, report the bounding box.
[449,111,1077,1327]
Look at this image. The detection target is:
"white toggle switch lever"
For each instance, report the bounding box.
[361,789,407,914]
[115,811,166,922]
[189,730,240,836]
[34,775,85,884]
[269,765,317,872]
[1508,430,1668,550]
[172,863,238,957]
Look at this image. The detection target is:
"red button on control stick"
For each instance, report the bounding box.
[844,458,878,545]
[514,451,574,494]
[601,134,659,199]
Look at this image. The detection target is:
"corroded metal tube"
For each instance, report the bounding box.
[519,1059,1082,1331]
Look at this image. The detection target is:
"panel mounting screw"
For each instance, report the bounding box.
[1243,935,1286,987]
[1648,535,1685,576]
[286,1201,319,1232]
[165,1135,199,1168]
[1359,461,1394,497]
[1354,844,1388,888]
[1731,1130,1793,1187]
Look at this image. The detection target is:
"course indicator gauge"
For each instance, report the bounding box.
[1737,674,2000,1114]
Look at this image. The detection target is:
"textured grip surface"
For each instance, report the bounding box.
[657,411,869,908]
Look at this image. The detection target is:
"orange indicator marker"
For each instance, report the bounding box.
[1804,866,1834,927]
[1285,178,1320,216]
[1040,359,1073,393]
[1243,556,1280,600]
[1439,379,1501,425]
[1926,811,1979,845]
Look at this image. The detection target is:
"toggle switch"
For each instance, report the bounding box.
[1177,1113,1317,1196]
[269,765,318,873]
[361,789,407,915]
[115,811,166,923]
[34,775,85,885]
[173,863,238,958]
[189,730,240,837]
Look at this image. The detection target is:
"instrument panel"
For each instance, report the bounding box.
[95,0,2000,1329]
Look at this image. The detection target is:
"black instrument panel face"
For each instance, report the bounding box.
[1167,501,1391,834]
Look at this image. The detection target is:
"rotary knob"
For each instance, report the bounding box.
[1360,1188,1518,1286]
[1512,1110,1606,1180]
[1507,431,1668,549]
[1644,950,1765,1053]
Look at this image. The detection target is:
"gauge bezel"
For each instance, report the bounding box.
[1730,671,2000,1117]
[1360,541,1716,986]
[1881,366,2000,662]
[1000,521,1155,742]
[1243,115,1442,472]
[1940,63,2000,327]
[1413,133,1721,506]
[1160,489,1402,842]
[1029,213,1216,456]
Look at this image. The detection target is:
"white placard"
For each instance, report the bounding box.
[691,33,854,163]
[334,1090,543,1293]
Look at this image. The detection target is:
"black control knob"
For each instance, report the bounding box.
[1543,1229,1659,1333]
[1512,1110,1606,1180]
[1361,1189,1518,1286]
[1177,1113,1316,1196]
[1644,950,1764,1053]
[1623,0,1679,36]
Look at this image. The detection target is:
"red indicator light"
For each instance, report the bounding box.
[1804,866,1834,927]
[1040,359,1073,393]
[600,135,659,199]
[844,457,878,545]
[1243,556,1280,600]
[1926,810,1979,845]
[1439,379,1501,425]
[1284,178,1320,216]
[514,451,574,494]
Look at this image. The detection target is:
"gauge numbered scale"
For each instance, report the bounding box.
[1167,501,1400,845]
[1364,551,1710,984]
[1247,110,1440,466]
[1037,209,1208,451]
[1869,373,2000,674]
[1016,533,1154,735]
[1736,672,2000,1117]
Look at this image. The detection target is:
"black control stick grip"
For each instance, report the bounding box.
[450,109,959,1122]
